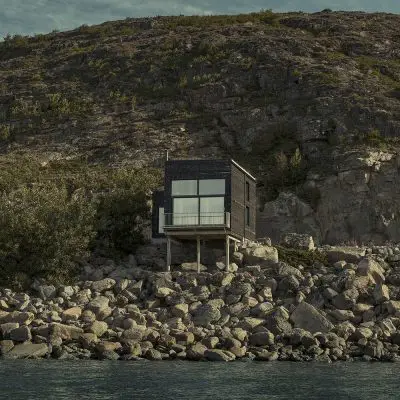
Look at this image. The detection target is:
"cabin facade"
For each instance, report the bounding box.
[152,159,256,271]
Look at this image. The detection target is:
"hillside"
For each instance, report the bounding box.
[1,10,400,245]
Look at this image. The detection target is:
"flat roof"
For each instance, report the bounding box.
[165,158,256,181]
[230,159,256,181]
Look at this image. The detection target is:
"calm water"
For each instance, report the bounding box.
[0,360,399,400]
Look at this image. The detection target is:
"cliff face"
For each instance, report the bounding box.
[1,11,400,244]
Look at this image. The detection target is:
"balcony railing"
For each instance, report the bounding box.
[164,212,230,228]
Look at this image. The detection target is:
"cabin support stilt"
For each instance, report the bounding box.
[196,236,201,273]
[166,236,171,272]
[225,235,230,272]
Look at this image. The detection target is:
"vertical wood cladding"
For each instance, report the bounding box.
[230,162,256,241]
[230,163,245,238]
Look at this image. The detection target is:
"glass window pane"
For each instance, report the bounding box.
[200,197,224,225]
[173,197,198,225]
[158,207,164,233]
[246,206,250,226]
[199,179,225,195]
[172,180,197,196]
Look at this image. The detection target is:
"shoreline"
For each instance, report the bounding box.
[2,236,400,362]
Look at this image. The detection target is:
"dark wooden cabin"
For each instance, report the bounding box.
[151,159,256,271]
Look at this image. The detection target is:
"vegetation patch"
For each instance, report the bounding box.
[276,245,329,267]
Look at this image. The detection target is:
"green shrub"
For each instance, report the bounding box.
[0,184,97,286]
[276,245,329,267]
[0,156,163,286]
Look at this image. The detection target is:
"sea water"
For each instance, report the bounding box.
[0,360,398,400]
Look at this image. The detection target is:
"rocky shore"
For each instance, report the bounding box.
[2,235,400,362]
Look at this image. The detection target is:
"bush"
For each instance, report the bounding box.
[276,245,329,267]
[0,155,163,286]
[0,184,97,286]
[93,168,162,255]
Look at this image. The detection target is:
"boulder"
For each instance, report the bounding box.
[86,296,110,320]
[171,304,189,319]
[204,349,236,361]
[10,326,32,342]
[243,245,278,265]
[36,285,57,300]
[186,343,207,360]
[193,304,221,327]
[4,311,34,325]
[281,233,315,250]
[249,331,275,346]
[5,343,49,359]
[373,284,390,303]
[181,263,207,272]
[0,340,14,354]
[51,323,84,340]
[290,302,333,334]
[87,321,108,337]
[328,309,354,322]
[1,322,19,338]
[357,257,385,284]
[332,288,359,310]
[62,307,82,322]
[326,247,366,264]
[91,278,116,292]
[145,348,163,361]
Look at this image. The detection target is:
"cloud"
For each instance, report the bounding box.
[0,0,399,38]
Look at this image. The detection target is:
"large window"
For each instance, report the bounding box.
[173,197,199,225]
[172,180,197,196]
[199,179,225,195]
[171,178,226,226]
[200,197,224,224]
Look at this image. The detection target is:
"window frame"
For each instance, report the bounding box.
[171,178,226,226]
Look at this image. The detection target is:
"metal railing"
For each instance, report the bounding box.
[164,212,230,228]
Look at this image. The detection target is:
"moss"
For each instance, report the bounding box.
[276,245,329,267]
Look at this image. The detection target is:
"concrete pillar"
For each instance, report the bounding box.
[225,235,230,272]
[166,236,171,272]
[197,236,201,273]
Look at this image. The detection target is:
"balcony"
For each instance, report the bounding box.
[164,212,230,230]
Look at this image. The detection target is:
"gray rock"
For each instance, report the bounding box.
[373,284,390,303]
[86,296,110,319]
[88,321,108,337]
[193,304,221,327]
[5,343,49,359]
[10,326,31,342]
[243,245,278,265]
[357,257,385,284]
[145,348,162,360]
[37,285,57,300]
[249,331,275,346]
[290,302,333,334]
[186,343,207,360]
[332,288,359,310]
[92,278,116,292]
[204,349,236,361]
[326,247,366,264]
[0,340,14,354]
[51,323,84,340]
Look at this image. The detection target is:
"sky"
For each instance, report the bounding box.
[0,0,399,38]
